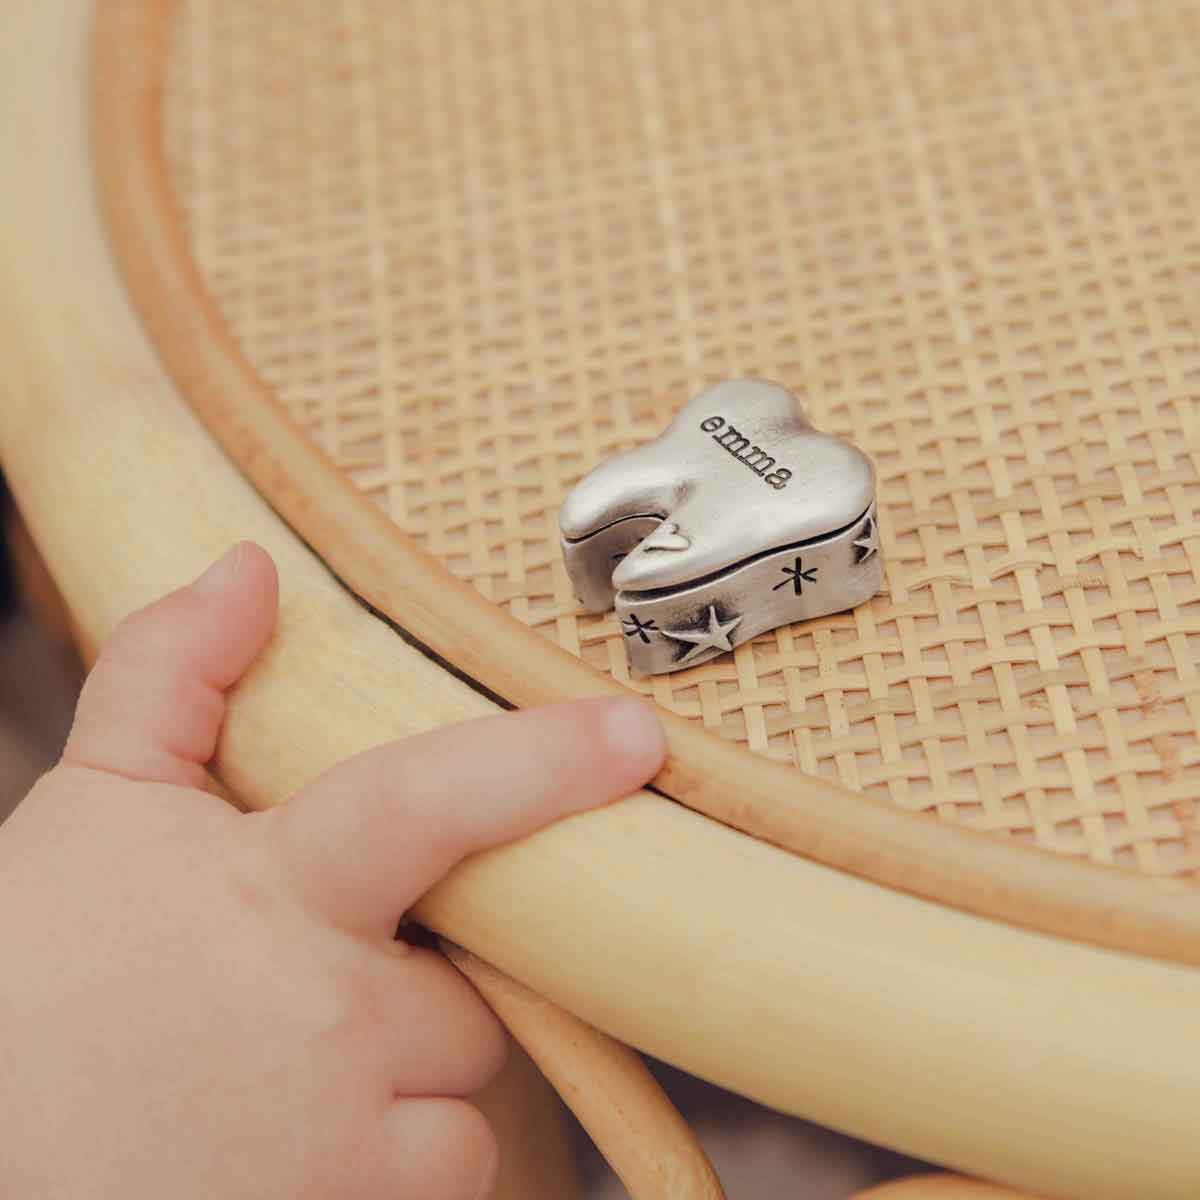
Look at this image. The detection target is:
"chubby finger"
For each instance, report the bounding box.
[367,946,508,1098]
[266,698,665,935]
[62,543,278,789]
[375,1098,498,1200]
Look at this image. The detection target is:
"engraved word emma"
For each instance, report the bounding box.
[700,416,792,489]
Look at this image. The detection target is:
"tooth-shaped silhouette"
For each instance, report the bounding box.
[560,379,883,674]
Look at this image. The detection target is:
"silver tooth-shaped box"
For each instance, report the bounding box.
[560,379,883,675]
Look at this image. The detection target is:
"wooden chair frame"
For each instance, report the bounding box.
[1,3,1195,1196]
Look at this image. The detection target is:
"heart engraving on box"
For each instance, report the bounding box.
[640,521,691,553]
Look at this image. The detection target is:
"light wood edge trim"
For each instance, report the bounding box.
[89,0,1200,967]
[447,943,725,1200]
[6,6,1200,1193]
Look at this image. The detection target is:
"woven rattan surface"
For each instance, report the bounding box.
[163,1,1200,878]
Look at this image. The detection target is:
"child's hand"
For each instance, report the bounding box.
[0,543,665,1199]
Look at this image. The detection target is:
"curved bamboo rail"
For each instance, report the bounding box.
[470,1036,583,1199]
[1,2,1198,1197]
[447,945,724,1200]
[88,0,1200,970]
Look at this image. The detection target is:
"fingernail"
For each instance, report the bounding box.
[604,698,667,774]
[194,543,244,593]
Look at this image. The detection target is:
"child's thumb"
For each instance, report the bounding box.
[62,542,278,789]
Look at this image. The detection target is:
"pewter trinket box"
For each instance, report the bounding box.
[560,379,882,675]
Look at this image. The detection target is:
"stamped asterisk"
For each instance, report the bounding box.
[773,557,819,596]
[621,614,658,644]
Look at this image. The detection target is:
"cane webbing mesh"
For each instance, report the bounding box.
[163,0,1200,877]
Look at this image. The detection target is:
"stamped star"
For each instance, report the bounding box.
[662,605,743,665]
[621,614,658,644]
[853,515,880,564]
[773,557,819,595]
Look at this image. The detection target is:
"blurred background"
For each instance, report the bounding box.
[0,478,925,1197]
